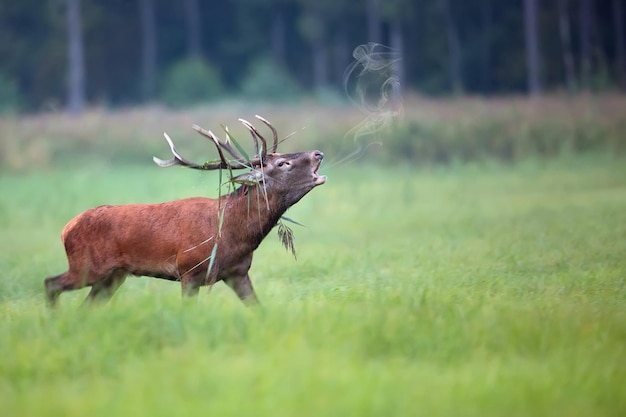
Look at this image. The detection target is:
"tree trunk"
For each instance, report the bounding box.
[480,0,493,94]
[524,0,542,95]
[557,0,577,92]
[271,3,287,67]
[389,20,404,111]
[139,0,157,101]
[614,0,625,88]
[66,0,85,114]
[312,39,328,91]
[440,0,464,95]
[579,0,593,90]
[334,28,350,87]
[185,0,202,58]
[366,0,382,44]
[310,10,328,90]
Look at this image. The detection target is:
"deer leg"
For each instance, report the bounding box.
[82,270,127,305]
[181,275,202,299]
[44,270,90,308]
[44,273,65,308]
[224,274,260,306]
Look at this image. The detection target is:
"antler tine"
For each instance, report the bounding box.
[221,125,246,161]
[154,131,256,171]
[206,129,263,169]
[192,124,244,161]
[205,130,232,169]
[250,126,259,156]
[239,118,267,162]
[153,132,207,170]
[254,115,279,153]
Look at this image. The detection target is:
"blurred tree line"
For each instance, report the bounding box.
[0,0,624,113]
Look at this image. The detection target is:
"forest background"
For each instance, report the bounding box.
[0,0,624,114]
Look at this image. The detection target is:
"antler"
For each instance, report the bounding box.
[254,114,279,153]
[237,115,280,162]
[153,116,280,171]
[192,124,243,161]
[238,119,267,162]
[152,132,220,170]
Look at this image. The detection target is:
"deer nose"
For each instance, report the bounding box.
[314,151,324,161]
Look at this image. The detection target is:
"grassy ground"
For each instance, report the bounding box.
[0,153,625,416]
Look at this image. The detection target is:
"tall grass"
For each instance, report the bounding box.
[1,154,625,416]
[0,94,624,171]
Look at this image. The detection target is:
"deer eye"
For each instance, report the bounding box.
[277,161,290,167]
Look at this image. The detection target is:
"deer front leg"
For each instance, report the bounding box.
[224,274,260,306]
[181,273,203,299]
[83,271,127,305]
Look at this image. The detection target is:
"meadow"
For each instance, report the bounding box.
[0,97,625,416]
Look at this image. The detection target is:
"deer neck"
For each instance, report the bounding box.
[222,185,289,246]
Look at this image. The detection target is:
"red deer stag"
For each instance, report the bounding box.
[44,116,326,307]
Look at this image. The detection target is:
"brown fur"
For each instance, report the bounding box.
[44,150,325,307]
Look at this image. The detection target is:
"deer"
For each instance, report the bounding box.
[44,116,326,307]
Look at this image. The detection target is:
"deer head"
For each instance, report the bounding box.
[153,115,326,207]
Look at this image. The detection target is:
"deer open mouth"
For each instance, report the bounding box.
[312,161,327,186]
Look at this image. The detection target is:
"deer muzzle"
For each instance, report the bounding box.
[312,151,327,186]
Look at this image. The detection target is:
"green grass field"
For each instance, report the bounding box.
[1,152,625,416]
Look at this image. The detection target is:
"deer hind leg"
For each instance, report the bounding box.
[44,273,65,307]
[82,270,127,305]
[44,268,91,308]
[224,274,260,306]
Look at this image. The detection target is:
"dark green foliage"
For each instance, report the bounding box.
[240,58,301,102]
[0,74,19,114]
[160,58,223,108]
